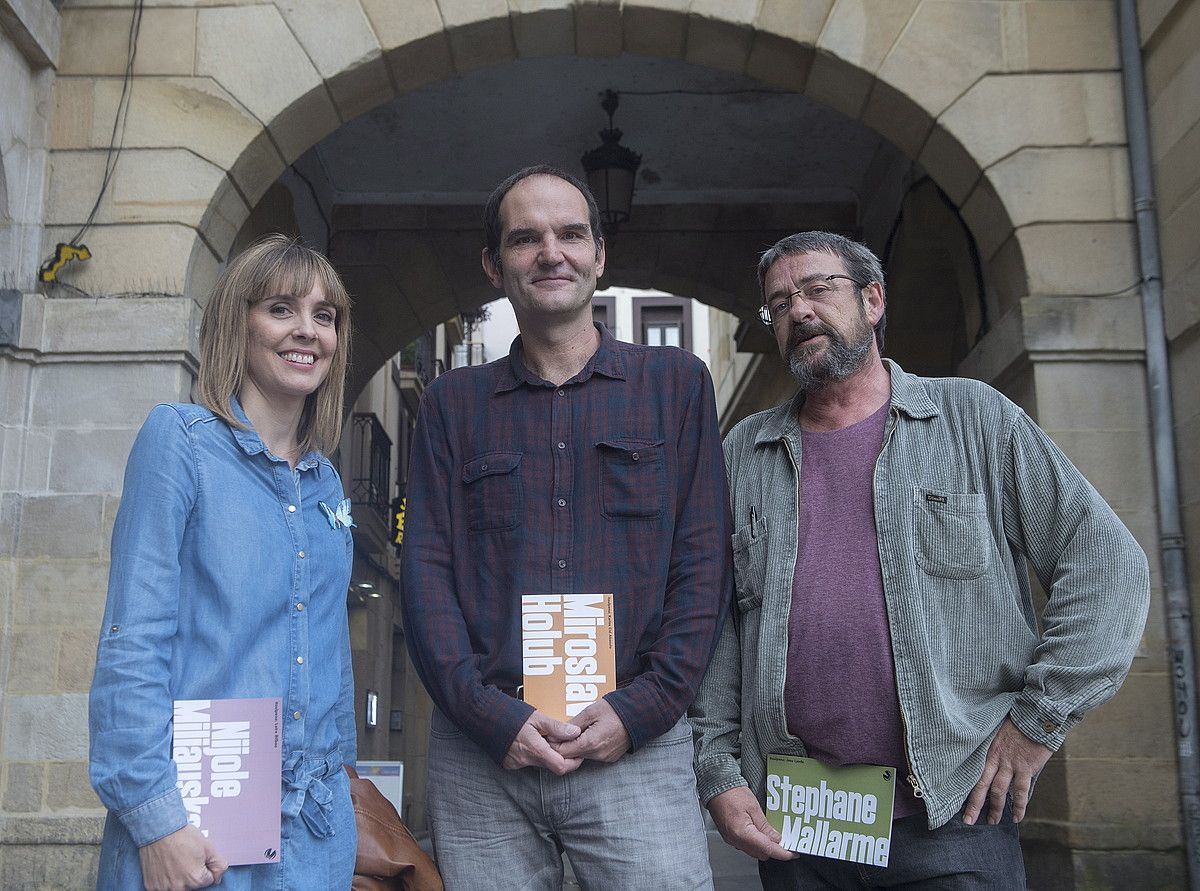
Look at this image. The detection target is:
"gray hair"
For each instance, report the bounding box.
[757,231,886,349]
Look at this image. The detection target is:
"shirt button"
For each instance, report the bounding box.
[298,550,305,558]
[1041,719,1056,733]
[557,498,566,507]
[296,656,304,665]
[557,441,566,450]
[287,505,296,513]
[293,711,302,720]
[481,463,488,471]
[632,452,640,461]
[557,390,565,397]
[296,602,305,611]
[557,559,567,569]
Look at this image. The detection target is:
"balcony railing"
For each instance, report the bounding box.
[350,412,392,526]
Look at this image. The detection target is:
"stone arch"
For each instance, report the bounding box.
[26,7,1174,885]
[48,0,1135,385]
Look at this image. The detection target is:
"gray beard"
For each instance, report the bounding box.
[788,325,873,394]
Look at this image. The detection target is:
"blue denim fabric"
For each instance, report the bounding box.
[89,399,357,886]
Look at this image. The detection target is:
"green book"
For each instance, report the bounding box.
[765,754,896,867]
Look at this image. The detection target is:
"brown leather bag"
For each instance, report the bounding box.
[346,766,444,891]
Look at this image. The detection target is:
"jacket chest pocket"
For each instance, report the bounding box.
[596,439,664,519]
[732,516,769,614]
[913,489,991,580]
[462,451,523,532]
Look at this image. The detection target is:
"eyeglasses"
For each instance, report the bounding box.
[758,274,867,326]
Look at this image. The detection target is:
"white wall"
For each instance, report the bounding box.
[478,287,714,371]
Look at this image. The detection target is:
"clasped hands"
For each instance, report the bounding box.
[501,699,630,774]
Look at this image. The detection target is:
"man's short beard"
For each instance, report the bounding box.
[787,317,873,393]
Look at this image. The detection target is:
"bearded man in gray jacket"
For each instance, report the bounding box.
[690,231,1150,890]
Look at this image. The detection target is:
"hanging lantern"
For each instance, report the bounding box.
[581,90,642,233]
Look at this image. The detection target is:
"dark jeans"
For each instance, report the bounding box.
[759,802,1025,890]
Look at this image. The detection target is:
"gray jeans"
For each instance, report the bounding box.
[427,708,713,891]
[759,800,1025,890]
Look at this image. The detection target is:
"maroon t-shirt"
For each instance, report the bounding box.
[784,401,922,819]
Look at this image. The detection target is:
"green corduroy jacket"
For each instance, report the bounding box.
[690,360,1150,829]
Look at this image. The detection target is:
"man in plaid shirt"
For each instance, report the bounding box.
[400,165,732,890]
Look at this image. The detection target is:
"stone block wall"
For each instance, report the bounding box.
[0,293,199,887]
[0,0,56,292]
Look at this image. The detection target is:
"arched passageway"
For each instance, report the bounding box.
[5,2,1171,886]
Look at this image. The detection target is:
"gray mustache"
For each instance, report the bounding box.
[787,324,833,351]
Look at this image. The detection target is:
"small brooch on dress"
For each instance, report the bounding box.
[319,499,357,529]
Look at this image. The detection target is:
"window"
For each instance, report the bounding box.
[633,296,691,351]
[642,307,683,347]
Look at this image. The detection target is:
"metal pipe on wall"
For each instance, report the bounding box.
[1116,2,1200,887]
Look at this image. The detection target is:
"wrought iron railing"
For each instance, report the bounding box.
[350,412,392,525]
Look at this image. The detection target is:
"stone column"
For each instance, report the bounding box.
[962,291,1182,888]
[0,293,198,885]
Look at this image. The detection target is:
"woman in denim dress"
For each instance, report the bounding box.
[89,235,358,890]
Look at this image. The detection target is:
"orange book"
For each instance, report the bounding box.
[520,593,616,721]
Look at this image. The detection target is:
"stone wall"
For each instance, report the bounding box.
[0,0,56,293]
[1143,0,1200,717]
[0,293,199,888]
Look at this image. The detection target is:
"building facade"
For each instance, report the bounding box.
[1,0,1198,886]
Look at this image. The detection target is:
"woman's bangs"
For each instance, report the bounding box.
[249,253,321,307]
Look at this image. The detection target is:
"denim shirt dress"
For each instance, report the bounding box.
[89,399,358,889]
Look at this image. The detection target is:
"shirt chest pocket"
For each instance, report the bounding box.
[596,438,664,519]
[913,489,992,580]
[462,451,523,532]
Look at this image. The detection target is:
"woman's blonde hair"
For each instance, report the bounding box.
[196,234,352,456]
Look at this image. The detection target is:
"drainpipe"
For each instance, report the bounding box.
[1117,2,1200,887]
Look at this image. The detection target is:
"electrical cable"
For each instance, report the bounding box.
[39,0,144,288]
[48,280,181,300]
[70,0,144,246]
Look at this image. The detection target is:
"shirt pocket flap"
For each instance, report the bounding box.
[462,451,522,484]
[594,438,665,463]
[914,489,986,513]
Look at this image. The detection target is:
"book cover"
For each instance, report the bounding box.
[173,697,282,866]
[520,593,616,722]
[765,754,896,867]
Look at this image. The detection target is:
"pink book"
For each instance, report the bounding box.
[172,698,282,865]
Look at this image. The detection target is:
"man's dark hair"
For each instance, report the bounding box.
[758,231,887,350]
[483,165,603,268]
